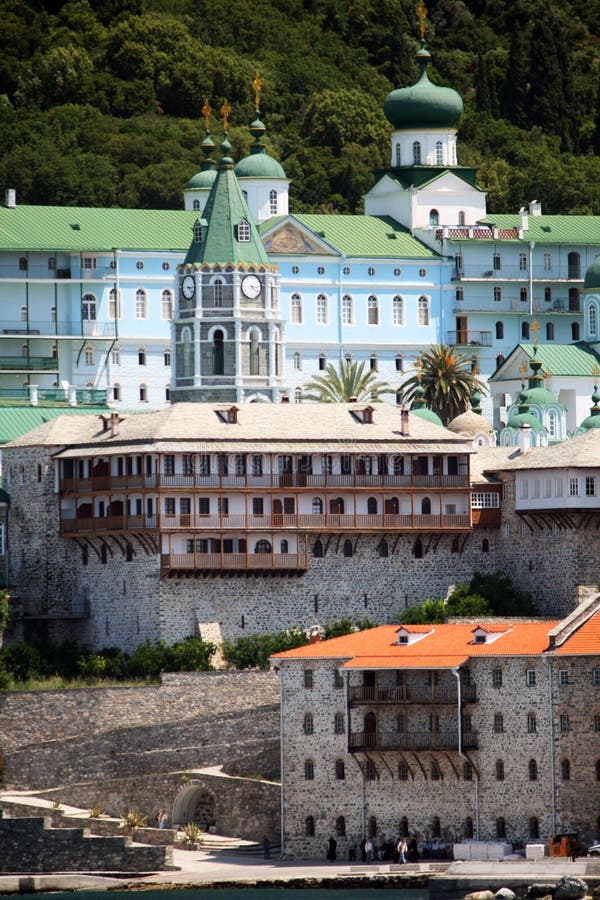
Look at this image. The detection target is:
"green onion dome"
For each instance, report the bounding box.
[384,43,463,130]
[234,110,286,179]
[579,384,600,430]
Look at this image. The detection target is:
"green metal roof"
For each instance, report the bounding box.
[372,167,481,192]
[0,206,198,253]
[262,214,438,259]
[481,214,600,244]
[492,342,600,381]
[184,157,270,267]
[0,406,111,445]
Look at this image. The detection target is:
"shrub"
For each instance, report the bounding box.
[0,590,9,632]
[222,627,309,669]
[123,809,147,831]
[401,599,446,624]
[1,642,44,681]
[180,821,203,846]
[169,636,215,672]
[125,639,172,678]
[88,805,103,818]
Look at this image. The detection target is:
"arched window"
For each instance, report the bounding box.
[464,817,474,839]
[343,539,353,558]
[548,409,557,438]
[193,220,202,242]
[546,322,554,340]
[312,497,323,515]
[280,539,289,554]
[182,326,193,376]
[293,351,301,370]
[367,497,378,515]
[368,295,379,325]
[213,329,224,375]
[139,383,147,402]
[305,815,315,836]
[249,331,259,375]
[458,211,466,226]
[527,712,537,733]
[291,293,302,324]
[385,496,399,515]
[313,539,323,558]
[429,209,439,226]
[378,539,389,558]
[304,759,314,780]
[435,141,443,164]
[113,383,121,401]
[393,296,404,325]
[318,352,326,371]
[561,759,571,781]
[395,143,401,167]
[496,759,505,781]
[20,305,27,322]
[418,296,430,326]
[496,354,505,368]
[368,815,378,837]
[494,286,502,302]
[588,303,598,338]
[413,141,421,164]
[192,199,200,211]
[82,293,97,322]
[400,816,409,837]
[237,219,250,241]
[494,713,504,733]
[138,347,146,366]
[336,816,346,837]
[495,321,504,340]
[414,538,424,559]
[303,713,314,734]
[316,294,328,324]
[496,817,506,839]
[269,189,278,215]
[213,278,223,308]
[255,539,272,554]
[568,251,580,279]
[421,497,431,515]
[109,289,121,319]
[395,354,403,373]
[529,817,540,839]
[335,759,345,780]
[463,761,473,781]
[572,322,580,340]
[161,290,173,320]
[569,287,580,311]
[482,539,490,553]
[522,322,530,340]
[528,759,538,781]
[342,294,353,324]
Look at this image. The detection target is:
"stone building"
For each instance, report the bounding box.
[271,595,600,858]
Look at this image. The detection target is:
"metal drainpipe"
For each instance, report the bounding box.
[278,665,285,860]
[529,241,535,316]
[452,667,479,839]
[544,655,557,835]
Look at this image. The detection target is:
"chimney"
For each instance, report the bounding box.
[110,412,121,437]
[518,423,532,455]
[529,200,542,217]
[225,405,239,423]
[400,406,410,436]
[4,189,16,208]
[309,632,322,644]
[519,207,528,232]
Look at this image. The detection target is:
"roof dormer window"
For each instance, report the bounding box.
[237,219,251,242]
[193,220,202,243]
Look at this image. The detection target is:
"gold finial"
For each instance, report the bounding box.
[519,361,528,382]
[593,362,600,381]
[416,0,427,38]
[201,98,212,130]
[252,72,262,109]
[220,99,231,131]
[544,367,552,380]
[530,317,540,345]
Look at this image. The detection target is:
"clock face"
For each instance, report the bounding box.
[181,275,195,299]
[242,274,261,299]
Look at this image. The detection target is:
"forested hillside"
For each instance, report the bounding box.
[2,0,600,214]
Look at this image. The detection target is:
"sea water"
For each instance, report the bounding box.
[13,890,429,900]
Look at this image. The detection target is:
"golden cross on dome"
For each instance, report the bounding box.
[592,362,600,380]
[544,367,552,380]
[416,0,427,38]
[530,317,540,345]
[252,72,263,109]
[201,98,212,130]
[519,361,528,382]
[220,99,231,131]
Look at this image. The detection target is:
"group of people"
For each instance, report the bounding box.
[327,834,420,863]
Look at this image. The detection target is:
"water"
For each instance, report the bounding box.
[14,891,428,900]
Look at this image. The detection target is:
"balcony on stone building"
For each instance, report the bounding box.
[160,549,307,572]
[348,729,478,752]
[348,682,477,705]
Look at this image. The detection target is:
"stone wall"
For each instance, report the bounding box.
[0,671,279,789]
[0,810,172,873]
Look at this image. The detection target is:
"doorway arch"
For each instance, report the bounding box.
[172,783,216,829]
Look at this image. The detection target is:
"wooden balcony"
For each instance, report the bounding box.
[349,730,478,752]
[160,551,307,572]
[62,511,471,535]
[59,472,470,494]
[472,508,501,528]
[349,683,477,705]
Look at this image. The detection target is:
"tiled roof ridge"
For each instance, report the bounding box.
[547,594,600,649]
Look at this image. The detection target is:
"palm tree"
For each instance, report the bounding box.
[401,344,486,425]
[302,359,394,403]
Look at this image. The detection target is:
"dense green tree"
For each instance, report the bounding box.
[302,359,393,403]
[401,345,486,426]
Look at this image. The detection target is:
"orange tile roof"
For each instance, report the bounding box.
[272,621,559,668]
[554,607,600,655]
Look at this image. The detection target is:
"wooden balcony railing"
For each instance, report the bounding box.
[348,683,477,704]
[348,730,478,752]
[59,472,470,494]
[160,551,307,571]
[60,512,471,535]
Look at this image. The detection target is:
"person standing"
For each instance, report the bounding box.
[326,835,337,861]
[262,835,271,859]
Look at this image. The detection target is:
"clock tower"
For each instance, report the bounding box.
[173,103,286,404]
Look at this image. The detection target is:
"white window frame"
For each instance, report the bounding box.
[341,294,353,325]
[135,289,147,319]
[161,290,173,320]
[316,294,328,325]
[418,295,430,326]
[290,294,302,324]
[393,295,404,326]
[367,295,379,325]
